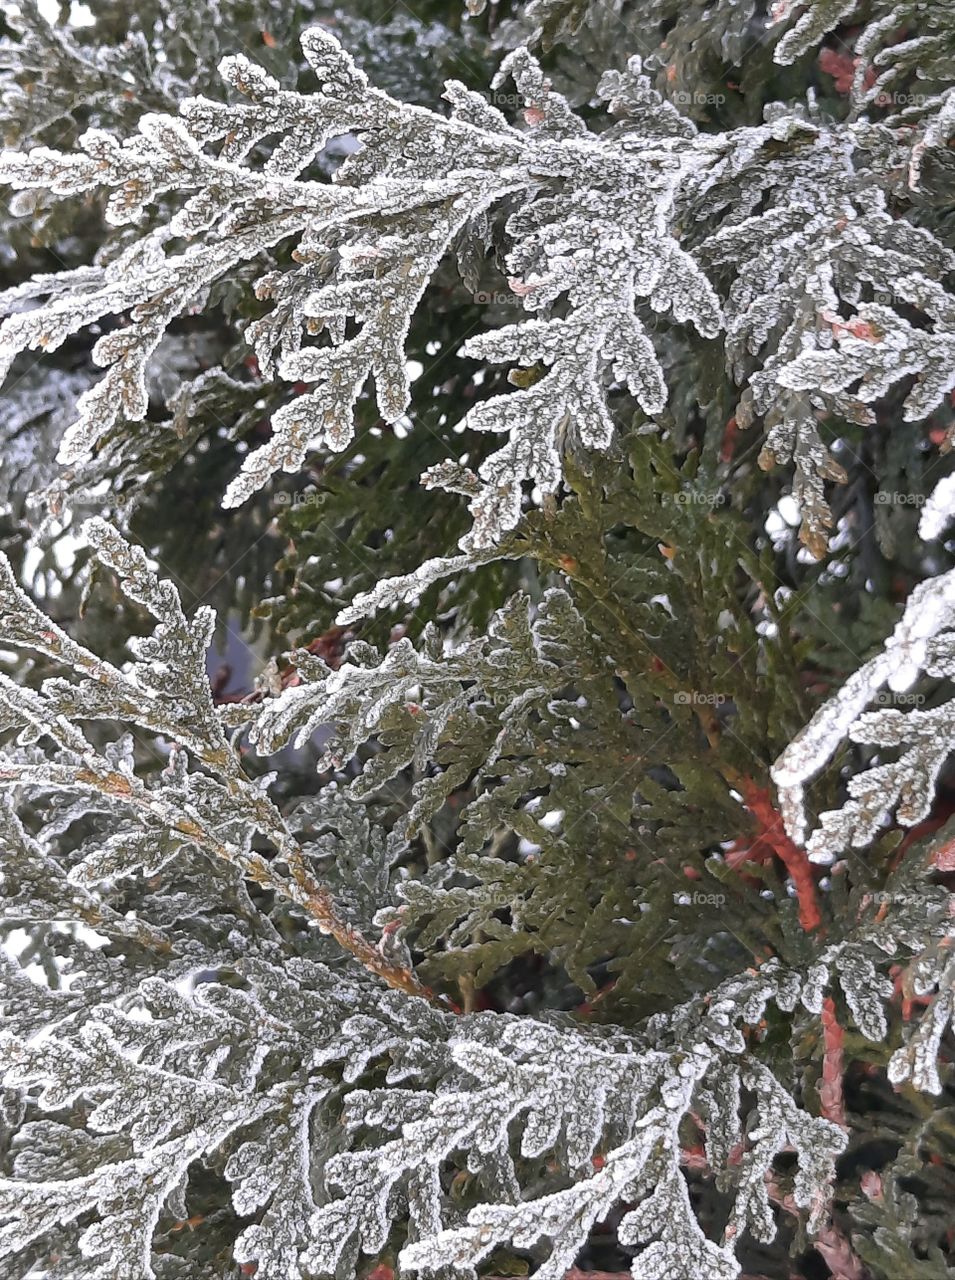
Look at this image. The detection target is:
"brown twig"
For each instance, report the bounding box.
[2,761,440,1005]
[726,780,823,933]
[819,996,848,1128]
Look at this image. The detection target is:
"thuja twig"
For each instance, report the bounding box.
[0,757,436,1002]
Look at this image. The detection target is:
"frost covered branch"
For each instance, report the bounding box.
[0,520,432,999]
[2,22,950,554]
[773,555,955,861]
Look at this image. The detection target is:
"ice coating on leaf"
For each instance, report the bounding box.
[756,396,847,560]
[773,566,955,855]
[0,31,725,548]
[802,945,893,1042]
[888,954,955,1095]
[227,1089,329,1279]
[770,0,858,65]
[699,123,955,557]
[920,472,955,542]
[335,550,505,625]
[1,21,952,552]
[316,974,846,1280]
[769,0,955,179]
[250,592,572,815]
[0,521,431,992]
[1,12,954,1277]
[777,290,955,424]
[0,645,934,1280]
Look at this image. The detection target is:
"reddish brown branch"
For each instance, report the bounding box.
[727,781,823,932]
[819,997,848,1128]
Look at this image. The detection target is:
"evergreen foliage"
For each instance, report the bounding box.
[0,2,954,1278]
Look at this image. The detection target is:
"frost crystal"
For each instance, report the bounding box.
[0,34,721,548]
[3,521,938,1278]
[1,21,952,552]
[2,8,955,1279]
[773,563,955,860]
